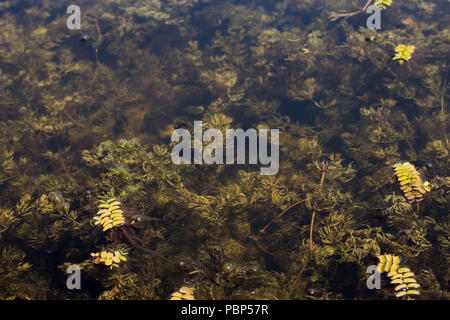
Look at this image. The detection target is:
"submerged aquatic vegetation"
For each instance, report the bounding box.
[0,0,448,300]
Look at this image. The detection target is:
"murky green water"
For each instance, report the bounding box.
[0,0,448,300]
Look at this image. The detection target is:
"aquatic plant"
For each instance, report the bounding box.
[0,0,448,301]
[392,162,430,203]
[376,254,420,299]
[422,140,448,159]
[169,286,195,300]
[91,249,128,269]
[93,198,126,232]
[384,193,412,215]
[328,0,372,21]
[374,0,393,10]
[393,45,416,64]
[377,253,401,273]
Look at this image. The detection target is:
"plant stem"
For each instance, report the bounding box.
[309,210,316,252]
[259,199,306,235]
[250,199,306,258]
[329,0,373,21]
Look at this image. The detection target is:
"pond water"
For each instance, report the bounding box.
[0,0,448,300]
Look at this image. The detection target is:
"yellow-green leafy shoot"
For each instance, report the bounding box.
[374,0,393,10]
[91,249,128,269]
[393,162,430,203]
[376,254,420,299]
[169,286,195,300]
[393,44,416,64]
[93,198,126,232]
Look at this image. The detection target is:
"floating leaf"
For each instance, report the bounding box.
[169,286,195,300]
[93,197,126,232]
[393,44,416,64]
[393,162,430,203]
[376,254,420,299]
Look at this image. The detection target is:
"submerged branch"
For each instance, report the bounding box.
[250,199,306,258]
[328,0,373,21]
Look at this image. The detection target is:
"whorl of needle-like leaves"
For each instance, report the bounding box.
[393,162,430,203]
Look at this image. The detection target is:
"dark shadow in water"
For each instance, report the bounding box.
[277,98,319,127]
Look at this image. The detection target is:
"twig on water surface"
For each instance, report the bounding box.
[328,0,373,21]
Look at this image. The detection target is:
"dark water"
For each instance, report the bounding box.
[0,0,448,300]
